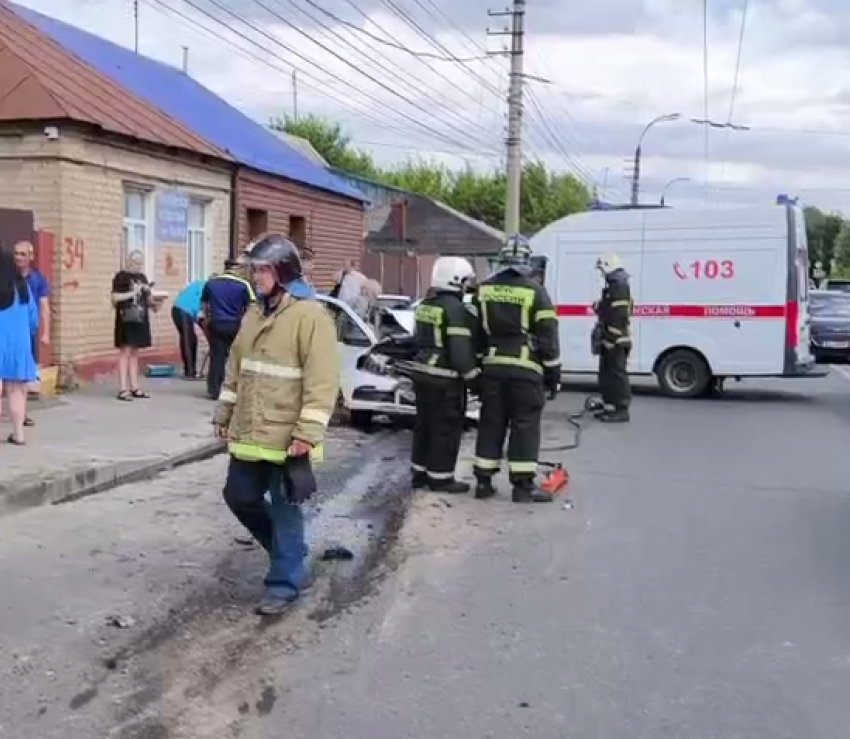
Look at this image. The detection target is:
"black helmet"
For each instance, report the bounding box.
[244,233,303,286]
[499,233,532,267]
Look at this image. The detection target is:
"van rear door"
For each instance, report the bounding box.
[788,206,814,370]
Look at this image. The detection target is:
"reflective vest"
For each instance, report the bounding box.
[409,291,479,382]
[473,270,561,378]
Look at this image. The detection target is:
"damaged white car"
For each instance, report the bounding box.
[318,295,480,429]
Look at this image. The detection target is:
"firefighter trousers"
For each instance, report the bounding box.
[599,345,631,409]
[411,378,466,482]
[474,374,545,484]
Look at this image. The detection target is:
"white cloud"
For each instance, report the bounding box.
[13,0,850,213]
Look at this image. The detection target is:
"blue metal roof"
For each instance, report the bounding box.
[11,3,367,203]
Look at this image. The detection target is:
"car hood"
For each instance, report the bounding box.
[386,309,415,334]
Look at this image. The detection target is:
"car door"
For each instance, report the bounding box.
[316,296,376,404]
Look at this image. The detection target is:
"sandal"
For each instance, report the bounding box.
[129,389,150,399]
[7,434,25,446]
[117,390,134,401]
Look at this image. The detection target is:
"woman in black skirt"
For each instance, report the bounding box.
[111,250,154,401]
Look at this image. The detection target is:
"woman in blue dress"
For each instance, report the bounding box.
[0,245,38,445]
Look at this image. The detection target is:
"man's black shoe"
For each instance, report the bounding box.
[411,471,429,489]
[511,483,553,504]
[598,408,630,423]
[428,478,470,494]
[474,480,497,499]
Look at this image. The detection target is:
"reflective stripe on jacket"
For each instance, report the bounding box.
[213,294,340,464]
[597,268,633,349]
[409,290,479,382]
[472,269,561,378]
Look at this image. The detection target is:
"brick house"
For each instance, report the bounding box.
[0,2,366,377]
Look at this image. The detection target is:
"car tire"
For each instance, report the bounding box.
[349,410,374,429]
[656,349,711,398]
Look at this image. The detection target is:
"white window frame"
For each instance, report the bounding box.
[187,199,212,281]
[122,185,154,275]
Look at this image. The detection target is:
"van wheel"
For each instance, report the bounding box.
[349,410,374,429]
[656,350,711,398]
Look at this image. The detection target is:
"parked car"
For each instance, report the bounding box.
[810,289,850,363]
[317,294,478,427]
[822,278,850,294]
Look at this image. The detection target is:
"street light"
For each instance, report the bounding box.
[660,177,690,206]
[630,113,681,206]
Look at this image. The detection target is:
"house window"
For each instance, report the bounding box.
[247,208,268,240]
[187,200,210,281]
[122,187,152,273]
[289,215,307,250]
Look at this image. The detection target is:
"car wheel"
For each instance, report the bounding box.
[656,349,711,398]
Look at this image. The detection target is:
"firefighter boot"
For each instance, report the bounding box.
[429,478,471,494]
[474,477,497,500]
[411,471,429,490]
[598,407,630,423]
[511,480,553,504]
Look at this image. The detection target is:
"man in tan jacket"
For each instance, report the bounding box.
[213,233,340,616]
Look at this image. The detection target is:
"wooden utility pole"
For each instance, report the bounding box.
[487,0,526,235]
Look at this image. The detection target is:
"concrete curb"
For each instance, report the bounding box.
[0,440,226,520]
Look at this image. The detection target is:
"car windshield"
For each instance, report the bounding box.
[811,292,850,317]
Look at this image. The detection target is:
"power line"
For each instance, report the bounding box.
[160,0,496,153]
[702,0,710,195]
[242,0,492,150]
[142,0,441,144]
[299,1,489,62]
[262,0,501,147]
[726,0,749,123]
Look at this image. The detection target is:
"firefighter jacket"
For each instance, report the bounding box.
[473,268,561,380]
[596,268,633,350]
[213,293,340,464]
[409,290,480,383]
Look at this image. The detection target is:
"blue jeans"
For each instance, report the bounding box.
[223,457,307,600]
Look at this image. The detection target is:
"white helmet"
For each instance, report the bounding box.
[431,256,475,293]
[596,253,624,275]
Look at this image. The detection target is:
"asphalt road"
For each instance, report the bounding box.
[3,369,850,738]
[255,368,850,739]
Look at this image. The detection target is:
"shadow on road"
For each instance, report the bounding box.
[559,378,820,405]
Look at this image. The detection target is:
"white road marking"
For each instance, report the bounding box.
[830,364,850,383]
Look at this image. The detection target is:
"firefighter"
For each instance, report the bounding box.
[472,234,561,504]
[214,234,339,616]
[409,257,480,493]
[593,253,632,423]
[202,259,256,400]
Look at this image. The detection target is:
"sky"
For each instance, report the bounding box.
[13,0,850,212]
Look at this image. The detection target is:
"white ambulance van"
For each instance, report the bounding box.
[530,203,823,397]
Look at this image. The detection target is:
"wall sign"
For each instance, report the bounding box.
[156,189,190,243]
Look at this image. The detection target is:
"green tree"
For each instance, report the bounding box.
[270,113,592,232]
[804,206,843,272]
[270,114,378,178]
[833,220,850,275]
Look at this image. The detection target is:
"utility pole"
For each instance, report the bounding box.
[133,0,139,54]
[487,0,526,236]
[292,70,298,121]
[181,46,189,74]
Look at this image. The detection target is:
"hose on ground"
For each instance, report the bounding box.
[539,394,604,455]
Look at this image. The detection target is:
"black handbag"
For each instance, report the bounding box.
[121,296,145,324]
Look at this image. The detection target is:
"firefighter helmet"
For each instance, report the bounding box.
[596,253,624,276]
[499,233,532,267]
[431,256,475,293]
[244,233,303,286]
